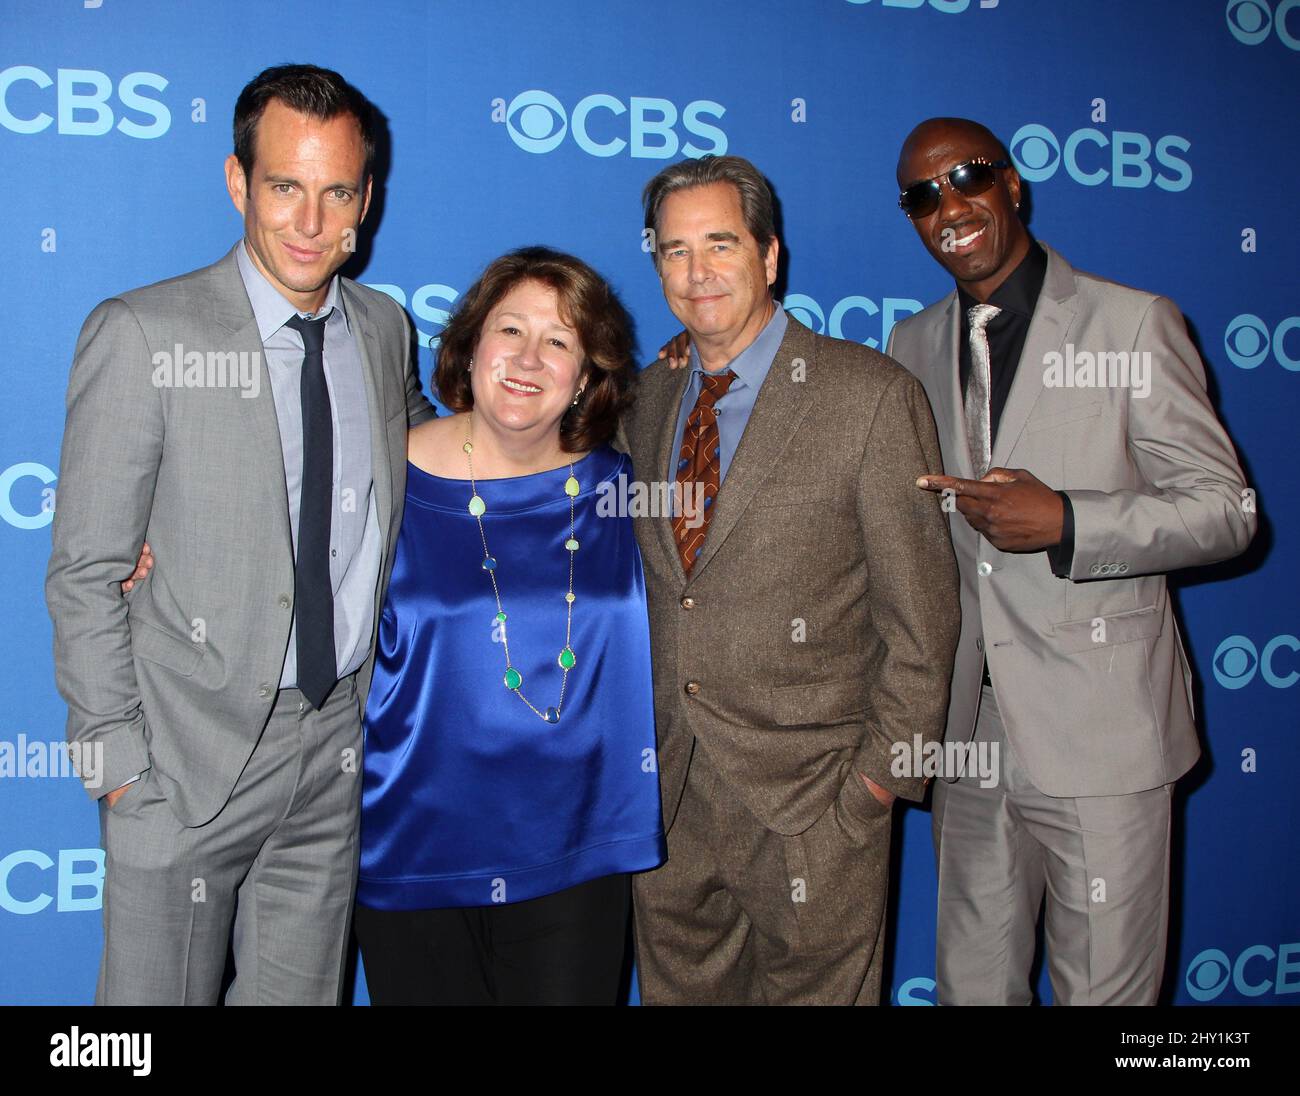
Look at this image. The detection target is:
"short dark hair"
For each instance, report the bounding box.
[233,64,377,181]
[435,247,635,454]
[642,154,777,267]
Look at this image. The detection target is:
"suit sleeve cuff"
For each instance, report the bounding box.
[853,735,928,803]
[1046,491,1075,578]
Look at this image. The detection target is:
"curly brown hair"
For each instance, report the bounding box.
[434,247,635,453]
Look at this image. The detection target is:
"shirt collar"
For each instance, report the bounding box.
[235,238,350,342]
[957,235,1047,322]
[687,301,788,388]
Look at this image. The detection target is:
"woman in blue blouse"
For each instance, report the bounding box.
[352,247,665,1004]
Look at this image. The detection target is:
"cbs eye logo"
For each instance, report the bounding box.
[1184,943,1300,1002]
[1213,634,1299,689]
[1185,949,1233,1001]
[504,90,568,154]
[782,292,923,349]
[1224,314,1300,370]
[1226,0,1300,49]
[1009,122,1192,191]
[494,90,727,159]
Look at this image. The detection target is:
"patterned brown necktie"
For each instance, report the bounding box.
[673,369,736,574]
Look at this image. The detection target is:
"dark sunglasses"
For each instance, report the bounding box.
[898,158,1011,219]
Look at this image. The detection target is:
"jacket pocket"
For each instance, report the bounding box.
[769,677,868,727]
[1024,400,1103,433]
[131,618,205,677]
[1049,600,1165,654]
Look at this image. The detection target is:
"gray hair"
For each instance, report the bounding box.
[642,154,776,265]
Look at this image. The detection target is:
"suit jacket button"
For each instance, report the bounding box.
[1090,563,1101,575]
[278,595,291,610]
[1118,563,1129,574]
[258,685,272,699]
[977,561,993,577]
[684,681,701,696]
[680,596,695,610]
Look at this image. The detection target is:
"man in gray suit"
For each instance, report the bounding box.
[627,156,959,1004]
[45,65,432,1004]
[889,117,1256,1004]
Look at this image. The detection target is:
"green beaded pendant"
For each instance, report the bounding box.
[558,646,576,670]
[495,611,507,623]
[503,667,522,691]
[564,475,580,497]
[565,593,575,604]
[468,495,486,517]
[565,537,579,551]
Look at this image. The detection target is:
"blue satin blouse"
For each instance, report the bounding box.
[357,443,665,910]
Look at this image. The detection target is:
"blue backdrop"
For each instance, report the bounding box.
[2,0,1296,1005]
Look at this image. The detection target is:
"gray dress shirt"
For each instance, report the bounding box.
[235,242,379,689]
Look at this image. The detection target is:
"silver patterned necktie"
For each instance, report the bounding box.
[965,303,1002,478]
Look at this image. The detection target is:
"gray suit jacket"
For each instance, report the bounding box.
[45,244,434,826]
[887,242,1255,797]
[622,317,959,836]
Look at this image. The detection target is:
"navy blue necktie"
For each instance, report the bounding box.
[285,314,336,710]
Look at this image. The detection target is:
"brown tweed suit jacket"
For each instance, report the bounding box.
[622,316,960,836]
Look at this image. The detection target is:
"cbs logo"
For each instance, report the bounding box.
[1223,314,1300,370]
[495,90,726,159]
[893,976,936,1005]
[1185,943,1300,1001]
[0,66,170,138]
[366,282,459,350]
[1009,123,1191,192]
[0,849,103,914]
[782,293,923,349]
[1226,0,1300,48]
[0,462,56,530]
[1212,634,1298,689]
[845,0,997,9]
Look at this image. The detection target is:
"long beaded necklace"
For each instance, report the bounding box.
[464,417,580,724]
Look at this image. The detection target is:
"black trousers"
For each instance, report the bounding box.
[354,872,631,1005]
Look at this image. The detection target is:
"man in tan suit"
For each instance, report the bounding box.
[625,155,959,1004]
[889,117,1256,1004]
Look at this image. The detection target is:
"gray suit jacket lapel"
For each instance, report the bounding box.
[650,364,693,585]
[209,246,293,558]
[341,281,395,546]
[931,293,973,480]
[990,242,1077,469]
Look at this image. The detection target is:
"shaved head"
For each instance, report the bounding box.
[897,117,1008,187]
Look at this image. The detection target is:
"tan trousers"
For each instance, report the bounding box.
[634,740,893,1005]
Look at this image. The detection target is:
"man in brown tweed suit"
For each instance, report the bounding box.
[624,155,959,1004]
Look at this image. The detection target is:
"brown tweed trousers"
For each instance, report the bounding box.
[621,316,960,1004]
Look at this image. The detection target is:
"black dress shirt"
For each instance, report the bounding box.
[957,238,1075,579]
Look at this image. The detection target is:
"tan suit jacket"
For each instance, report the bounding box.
[622,316,959,836]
